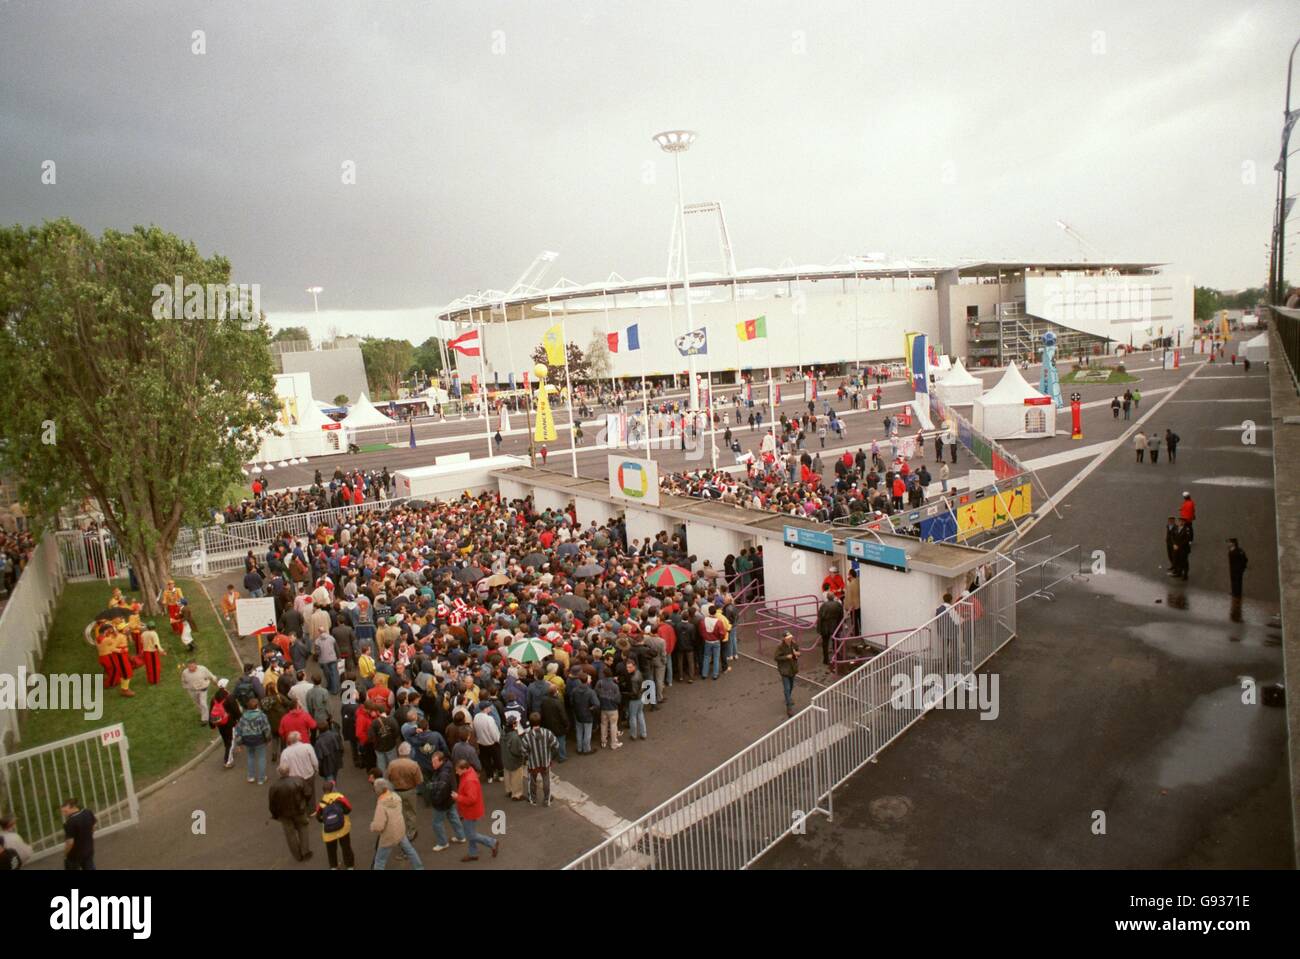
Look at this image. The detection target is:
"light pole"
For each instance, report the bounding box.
[1270,36,1300,305]
[306,286,323,314]
[654,130,699,411]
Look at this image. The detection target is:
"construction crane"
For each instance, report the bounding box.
[1055,220,1101,262]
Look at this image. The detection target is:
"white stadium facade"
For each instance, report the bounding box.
[440,257,1194,385]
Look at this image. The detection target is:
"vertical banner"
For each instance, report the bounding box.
[534,384,557,442]
[498,406,511,433]
[906,332,929,394]
[605,413,625,447]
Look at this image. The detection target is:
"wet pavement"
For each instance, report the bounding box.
[756,344,1292,868]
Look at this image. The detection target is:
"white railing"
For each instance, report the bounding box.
[565,555,1017,870]
[0,536,65,754]
[0,723,140,863]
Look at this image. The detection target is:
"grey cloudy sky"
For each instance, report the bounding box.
[0,0,1293,340]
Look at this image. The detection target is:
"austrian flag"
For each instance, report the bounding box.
[449,329,481,356]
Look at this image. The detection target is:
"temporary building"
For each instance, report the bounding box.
[255,372,344,461]
[971,362,1056,439]
[341,393,396,428]
[1243,332,1268,364]
[933,359,983,405]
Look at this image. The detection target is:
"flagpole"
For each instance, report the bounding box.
[767,326,778,454]
[560,313,579,477]
[639,315,652,462]
[602,288,617,401]
[476,312,493,460]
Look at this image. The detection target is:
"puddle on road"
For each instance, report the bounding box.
[1078,568,1276,628]
[1188,476,1273,488]
[1152,686,1275,790]
[1126,620,1278,662]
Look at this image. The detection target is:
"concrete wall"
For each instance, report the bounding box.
[532,486,570,515]
[497,476,530,504]
[755,531,832,605]
[686,523,751,570]
[464,281,940,383]
[856,562,950,637]
[571,494,622,529]
[280,347,370,405]
[949,280,1015,360]
[626,509,675,552]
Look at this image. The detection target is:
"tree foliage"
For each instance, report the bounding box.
[530,340,589,382]
[410,336,445,376]
[585,331,613,383]
[360,337,414,399]
[270,325,310,344]
[0,219,277,610]
[1193,286,1222,322]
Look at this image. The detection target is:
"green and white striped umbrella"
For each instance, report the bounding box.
[506,638,553,664]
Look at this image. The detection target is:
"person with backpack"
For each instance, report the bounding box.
[234,697,272,784]
[369,706,401,770]
[314,780,355,870]
[209,682,240,769]
[232,665,262,708]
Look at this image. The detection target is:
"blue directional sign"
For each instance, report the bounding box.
[846,537,909,572]
[783,525,836,555]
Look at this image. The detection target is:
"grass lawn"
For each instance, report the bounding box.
[1062,367,1138,384]
[18,576,241,787]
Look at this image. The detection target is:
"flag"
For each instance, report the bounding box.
[508,371,516,390]
[626,324,640,350]
[675,326,708,356]
[408,423,416,449]
[607,331,619,353]
[449,329,480,356]
[745,378,753,402]
[736,315,767,341]
[905,332,928,394]
[543,324,565,365]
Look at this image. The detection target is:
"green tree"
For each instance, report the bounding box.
[360,337,414,399]
[410,336,445,376]
[585,331,613,383]
[1193,286,1222,322]
[0,219,277,612]
[270,325,310,344]
[530,340,589,382]
[332,393,350,406]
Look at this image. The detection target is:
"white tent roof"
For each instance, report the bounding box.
[342,393,396,428]
[1244,332,1268,348]
[979,362,1048,405]
[937,358,981,387]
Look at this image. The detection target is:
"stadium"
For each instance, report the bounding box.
[439,254,1195,385]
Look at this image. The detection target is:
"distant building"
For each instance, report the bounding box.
[439,258,1193,378]
[272,337,369,405]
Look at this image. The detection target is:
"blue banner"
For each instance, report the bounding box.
[783,525,835,554]
[846,537,909,572]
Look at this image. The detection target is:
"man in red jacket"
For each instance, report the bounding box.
[452,759,499,862]
[279,700,317,751]
[1179,492,1196,540]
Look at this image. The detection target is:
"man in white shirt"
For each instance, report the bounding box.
[472,707,503,783]
[178,660,219,724]
[289,671,314,709]
[278,730,319,794]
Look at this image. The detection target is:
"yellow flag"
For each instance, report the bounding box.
[534,383,557,442]
[542,324,565,365]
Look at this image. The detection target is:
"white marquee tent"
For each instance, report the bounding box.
[934,358,983,405]
[256,372,343,461]
[1243,332,1268,364]
[341,393,397,429]
[971,362,1056,439]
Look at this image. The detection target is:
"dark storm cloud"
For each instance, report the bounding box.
[0,0,1293,337]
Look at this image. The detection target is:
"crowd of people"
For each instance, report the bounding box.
[0,525,36,601]
[199,489,764,867]
[216,467,398,524]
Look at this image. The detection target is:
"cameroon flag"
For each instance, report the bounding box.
[736,315,767,341]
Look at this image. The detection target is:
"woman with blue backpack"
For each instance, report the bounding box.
[314,781,355,870]
[233,698,273,785]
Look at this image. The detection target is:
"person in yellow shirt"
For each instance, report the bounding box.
[127,603,144,656]
[139,622,165,685]
[95,622,122,688]
[97,617,135,696]
[160,580,185,637]
[357,647,376,683]
[313,782,355,870]
[716,608,735,671]
[220,584,239,623]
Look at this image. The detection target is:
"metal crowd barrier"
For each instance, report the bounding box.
[565,555,1017,870]
[0,723,139,863]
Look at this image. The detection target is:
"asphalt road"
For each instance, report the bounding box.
[755,344,1290,868]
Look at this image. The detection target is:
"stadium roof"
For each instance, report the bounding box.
[438,258,1166,323]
